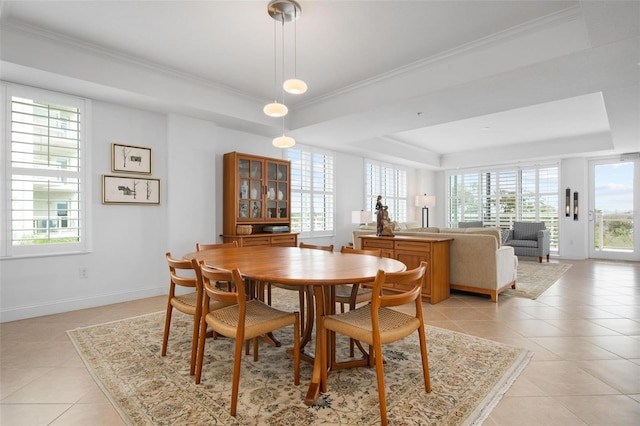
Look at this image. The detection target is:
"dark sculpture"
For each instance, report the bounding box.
[375,195,394,236]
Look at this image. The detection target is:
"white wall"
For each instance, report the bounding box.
[1,101,169,322]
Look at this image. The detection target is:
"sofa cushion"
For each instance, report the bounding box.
[464,227,502,247]
[508,239,539,248]
[513,221,545,240]
[501,230,511,245]
[405,227,440,233]
[444,228,467,233]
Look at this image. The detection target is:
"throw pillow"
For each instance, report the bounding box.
[501,230,511,245]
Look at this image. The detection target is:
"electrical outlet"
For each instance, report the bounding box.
[79,267,89,279]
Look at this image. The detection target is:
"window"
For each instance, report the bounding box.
[287,145,334,236]
[447,164,559,250]
[1,83,90,256]
[365,160,407,223]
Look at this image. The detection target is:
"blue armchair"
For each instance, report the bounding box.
[504,221,550,263]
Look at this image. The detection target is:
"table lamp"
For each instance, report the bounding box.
[352,210,373,226]
[415,194,435,227]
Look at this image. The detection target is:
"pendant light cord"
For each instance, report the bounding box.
[272,19,277,101]
[294,9,298,78]
[281,18,286,104]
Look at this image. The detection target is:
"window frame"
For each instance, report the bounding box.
[286,144,335,238]
[1,82,91,258]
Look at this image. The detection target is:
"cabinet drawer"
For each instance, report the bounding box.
[394,241,431,253]
[242,236,272,246]
[271,234,297,246]
[381,249,394,258]
[362,239,394,249]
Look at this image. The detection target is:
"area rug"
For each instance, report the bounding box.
[68,294,533,426]
[503,261,572,300]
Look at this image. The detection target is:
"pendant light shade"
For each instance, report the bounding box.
[263,101,288,117]
[272,134,296,148]
[283,78,307,94]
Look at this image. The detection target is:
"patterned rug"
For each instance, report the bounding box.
[503,261,572,299]
[68,292,533,425]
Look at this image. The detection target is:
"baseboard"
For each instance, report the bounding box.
[0,287,166,323]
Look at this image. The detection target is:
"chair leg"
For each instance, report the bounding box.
[253,337,259,362]
[298,288,306,337]
[373,341,388,426]
[538,256,542,263]
[319,316,328,391]
[348,297,356,357]
[189,314,200,375]
[161,303,173,356]
[195,318,208,384]
[546,254,550,262]
[230,335,245,416]
[417,327,432,393]
[293,313,300,385]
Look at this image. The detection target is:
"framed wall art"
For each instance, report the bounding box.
[111,143,152,174]
[102,175,160,205]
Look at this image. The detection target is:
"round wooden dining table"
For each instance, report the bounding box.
[184,245,406,405]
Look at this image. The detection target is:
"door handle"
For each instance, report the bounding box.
[588,210,594,221]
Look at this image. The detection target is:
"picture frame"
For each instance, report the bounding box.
[102,175,160,205]
[111,143,152,174]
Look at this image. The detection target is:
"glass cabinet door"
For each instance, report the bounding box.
[266,161,288,220]
[239,158,263,220]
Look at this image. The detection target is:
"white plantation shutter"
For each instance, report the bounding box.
[288,146,334,236]
[365,160,407,223]
[447,163,558,250]
[2,84,89,256]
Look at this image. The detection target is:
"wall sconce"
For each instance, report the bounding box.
[565,188,570,217]
[415,194,436,227]
[573,191,578,220]
[352,210,373,226]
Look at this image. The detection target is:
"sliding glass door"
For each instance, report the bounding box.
[589,157,639,261]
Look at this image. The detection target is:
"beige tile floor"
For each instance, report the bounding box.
[1,258,639,425]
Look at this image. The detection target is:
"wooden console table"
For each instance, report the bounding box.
[360,235,452,304]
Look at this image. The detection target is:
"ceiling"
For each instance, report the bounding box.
[1,0,638,169]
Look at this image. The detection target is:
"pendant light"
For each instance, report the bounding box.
[273,134,296,148]
[265,0,303,148]
[273,115,295,148]
[264,12,288,118]
[283,5,307,95]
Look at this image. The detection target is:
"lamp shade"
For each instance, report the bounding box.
[283,78,308,94]
[272,135,295,148]
[415,194,436,208]
[263,102,288,118]
[352,210,373,224]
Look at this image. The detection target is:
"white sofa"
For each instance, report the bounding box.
[353,223,518,302]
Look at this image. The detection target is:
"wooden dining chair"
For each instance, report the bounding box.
[196,241,238,251]
[195,265,300,417]
[162,253,229,375]
[195,241,238,291]
[336,246,382,357]
[336,246,381,312]
[319,261,431,426]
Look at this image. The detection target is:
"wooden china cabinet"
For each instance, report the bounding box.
[221,152,298,247]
